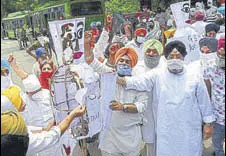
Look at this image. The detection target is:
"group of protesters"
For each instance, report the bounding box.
[1,0,225,156]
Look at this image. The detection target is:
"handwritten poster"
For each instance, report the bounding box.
[168,28,201,64]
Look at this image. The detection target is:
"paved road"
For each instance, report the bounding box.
[1,39,215,156]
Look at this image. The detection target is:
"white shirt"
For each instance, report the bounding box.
[26,126,61,156]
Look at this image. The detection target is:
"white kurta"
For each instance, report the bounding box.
[125,66,215,156]
[90,59,148,155]
[21,88,54,128]
[99,84,148,155]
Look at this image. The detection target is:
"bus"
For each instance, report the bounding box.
[1,0,105,39]
[1,11,29,39]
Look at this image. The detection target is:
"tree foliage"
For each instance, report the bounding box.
[105,0,140,14]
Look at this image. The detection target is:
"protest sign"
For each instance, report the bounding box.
[170,1,190,29]
[49,18,85,66]
[168,27,201,64]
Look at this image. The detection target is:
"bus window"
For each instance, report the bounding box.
[70,1,103,17]
[51,12,56,20]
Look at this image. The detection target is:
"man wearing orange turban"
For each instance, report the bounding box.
[115,47,138,68]
[85,43,147,155]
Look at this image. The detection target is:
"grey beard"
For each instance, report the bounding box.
[144,56,161,69]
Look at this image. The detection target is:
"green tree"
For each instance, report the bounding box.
[105,0,140,14]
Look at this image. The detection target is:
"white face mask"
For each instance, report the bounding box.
[136,36,146,44]
[167,59,184,74]
[1,75,12,92]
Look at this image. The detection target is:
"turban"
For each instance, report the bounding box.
[35,47,47,58]
[1,134,29,156]
[205,23,220,33]
[1,95,17,113]
[22,74,41,93]
[115,47,138,68]
[135,28,147,36]
[104,42,125,58]
[1,86,22,111]
[144,39,163,55]
[1,58,10,72]
[135,23,147,36]
[164,40,187,58]
[164,29,176,39]
[194,11,205,21]
[217,38,225,50]
[1,110,28,136]
[199,37,218,53]
[217,6,225,15]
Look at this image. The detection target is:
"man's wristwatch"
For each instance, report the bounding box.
[205,122,214,127]
[122,105,129,112]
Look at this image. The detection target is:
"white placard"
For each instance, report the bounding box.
[49,18,85,66]
[168,27,201,64]
[170,1,190,29]
[100,73,116,129]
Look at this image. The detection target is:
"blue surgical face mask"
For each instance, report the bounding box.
[116,65,132,77]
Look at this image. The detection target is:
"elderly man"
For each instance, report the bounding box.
[203,38,225,156]
[117,40,215,156]
[134,39,164,156]
[126,24,147,61]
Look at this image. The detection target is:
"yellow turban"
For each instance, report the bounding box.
[164,29,176,39]
[1,110,28,136]
[115,47,138,68]
[1,86,22,111]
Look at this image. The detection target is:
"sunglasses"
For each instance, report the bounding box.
[118,58,131,65]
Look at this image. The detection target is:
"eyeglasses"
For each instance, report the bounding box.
[118,58,132,65]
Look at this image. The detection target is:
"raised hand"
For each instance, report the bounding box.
[8,54,17,67]
[84,31,94,65]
